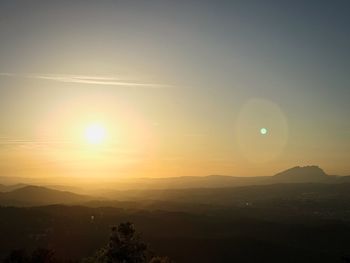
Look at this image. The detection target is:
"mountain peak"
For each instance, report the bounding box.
[273,165,327,182]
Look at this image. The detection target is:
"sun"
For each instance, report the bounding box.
[84,123,106,144]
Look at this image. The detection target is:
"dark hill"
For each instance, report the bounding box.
[273,166,328,183]
[0,185,93,206]
[0,183,28,192]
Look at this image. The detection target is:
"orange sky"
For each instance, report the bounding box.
[0,1,349,181]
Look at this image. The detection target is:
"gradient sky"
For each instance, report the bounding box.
[0,0,349,180]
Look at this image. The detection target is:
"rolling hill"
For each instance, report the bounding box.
[0,185,94,206]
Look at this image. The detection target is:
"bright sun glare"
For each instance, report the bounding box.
[84,123,106,144]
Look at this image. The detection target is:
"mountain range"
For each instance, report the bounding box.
[107,165,349,190]
[0,165,349,207]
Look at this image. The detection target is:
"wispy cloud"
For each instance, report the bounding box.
[0,138,75,151]
[0,137,143,162]
[0,73,170,88]
[0,137,130,150]
[0,138,71,145]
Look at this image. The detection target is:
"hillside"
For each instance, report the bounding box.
[0,185,94,206]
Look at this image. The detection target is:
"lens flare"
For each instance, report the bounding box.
[260,128,268,135]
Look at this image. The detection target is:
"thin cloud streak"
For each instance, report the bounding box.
[0,138,75,146]
[0,138,143,158]
[0,73,170,88]
[0,138,133,151]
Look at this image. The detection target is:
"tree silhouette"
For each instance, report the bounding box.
[5,223,172,263]
[86,222,150,263]
[106,222,148,263]
[85,222,172,263]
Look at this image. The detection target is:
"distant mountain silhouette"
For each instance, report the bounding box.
[0,166,349,195]
[107,166,332,190]
[273,166,328,183]
[0,185,93,206]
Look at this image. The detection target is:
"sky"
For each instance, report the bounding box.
[0,0,349,180]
